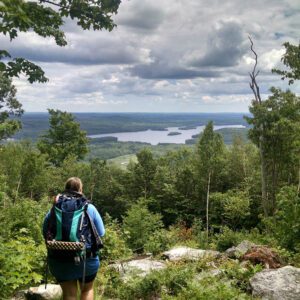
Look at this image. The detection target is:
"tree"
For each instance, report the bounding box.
[196,121,225,241]
[272,42,300,85]
[247,37,269,217]
[129,148,157,199]
[123,200,163,251]
[37,109,88,166]
[0,0,121,83]
[0,72,23,140]
[246,87,300,212]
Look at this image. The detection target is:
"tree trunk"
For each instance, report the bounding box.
[14,175,22,203]
[259,136,269,216]
[206,171,211,243]
[297,159,300,196]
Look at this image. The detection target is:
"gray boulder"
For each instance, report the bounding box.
[250,265,300,300]
[162,246,220,261]
[113,258,166,278]
[225,240,256,258]
[25,284,62,300]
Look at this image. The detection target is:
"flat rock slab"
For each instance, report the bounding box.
[162,246,220,261]
[250,266,300,300]
[114,258,166,278]
[26,284,62,300]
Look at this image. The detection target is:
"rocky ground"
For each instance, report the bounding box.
[16,241,300,300]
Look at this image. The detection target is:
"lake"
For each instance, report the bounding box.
[89,125,245,145]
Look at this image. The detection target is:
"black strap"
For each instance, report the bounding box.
[46,205,56,241]
[85,210,104,250]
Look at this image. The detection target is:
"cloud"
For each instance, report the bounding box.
[130,60,219,79]
[116,1,165,30]
[187,21,247,68]
[3,0,300,113]
[1,32,149,65]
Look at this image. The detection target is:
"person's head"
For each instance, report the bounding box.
[65,177,83,194]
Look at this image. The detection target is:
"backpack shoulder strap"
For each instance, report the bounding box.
[85,208,103,250]
[46,204,57,241]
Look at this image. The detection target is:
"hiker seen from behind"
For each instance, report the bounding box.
[43,177,105,300]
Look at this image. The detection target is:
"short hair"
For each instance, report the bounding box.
[65,177,83,193]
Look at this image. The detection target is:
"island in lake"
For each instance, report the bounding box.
[167,132,182,136]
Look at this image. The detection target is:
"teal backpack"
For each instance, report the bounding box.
[44,191,103,285]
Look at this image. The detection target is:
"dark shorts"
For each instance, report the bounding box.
[58,272,97,283]
[49,256,100,282]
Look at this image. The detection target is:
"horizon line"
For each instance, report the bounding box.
[23,111,250,114]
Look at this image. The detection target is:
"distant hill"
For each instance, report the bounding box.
[13,112,250,141]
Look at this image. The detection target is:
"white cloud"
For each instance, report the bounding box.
[3,0,299,112]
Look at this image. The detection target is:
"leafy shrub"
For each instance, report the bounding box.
[221,259,263,291]
[165,277,253,300]
[123,200,164,251]
[144,228,170,255]
[101,214,132,262]
[263,186,300,251]
[213,226,244,251]
[0,236,45,299]
[212,226,278,252]
[0,198,49,243]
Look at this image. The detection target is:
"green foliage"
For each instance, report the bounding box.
[0,0,121,83]
[213,226,244,251]
[165,277,253,300]
[144,229,170,255]
[38,109,88,166]
[0,142,49,199]
[245,87,300,214]
[0,198,48,298]
[0,72,23,140]
[129,148,157,199]
[101,214,132,262]
[100,260,256,300]
[0,198,48,243]
[0,236,45,299]
[272,42,300,84]
[210,190,251,229]
[263,186,300,251]
[123,200,164,250]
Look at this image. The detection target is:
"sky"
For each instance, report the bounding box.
[2,0,300,113]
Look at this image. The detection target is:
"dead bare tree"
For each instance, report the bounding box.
[248,36,269,216]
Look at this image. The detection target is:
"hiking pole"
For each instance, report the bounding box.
[44,256,49,289]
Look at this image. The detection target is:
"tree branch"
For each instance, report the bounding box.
[248,36,262,104]
[39,0,64,8]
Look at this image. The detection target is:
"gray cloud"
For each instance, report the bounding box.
[5,0,300,112]
[1,33,144,65]
[116,2,165,30]
[130,60,219,79]
[189,21,247,68]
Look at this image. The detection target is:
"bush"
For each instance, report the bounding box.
[144,229,170,255]
[123,200,164,251]
[101,214,132,262]
[263,186,300,251]
[0,198,48,243]
[0,236,45,299]
[213,226,244,251]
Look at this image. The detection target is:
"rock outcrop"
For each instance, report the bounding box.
[113,257,166,279]
[225,240,255,258]
[25,284,62,300]
[162,246,220,261]
[250,265,300,300]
